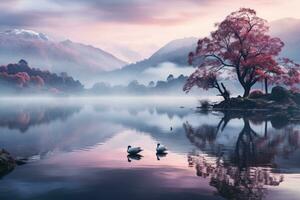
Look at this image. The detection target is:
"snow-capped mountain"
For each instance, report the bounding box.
[3,29,49,41]
[0,29,127,85]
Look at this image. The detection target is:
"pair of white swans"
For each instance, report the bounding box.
[127,143,168,155]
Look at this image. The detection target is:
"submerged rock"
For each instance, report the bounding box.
[0,149,16,177]
[0,149,29,178]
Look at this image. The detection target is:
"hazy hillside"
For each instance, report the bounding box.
[0,29,127,85]
[96,18,300,86]
[117,37,197,72]
[2,18,300,89]
[98,37,198,85]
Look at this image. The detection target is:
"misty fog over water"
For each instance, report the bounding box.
[0,97,299,200]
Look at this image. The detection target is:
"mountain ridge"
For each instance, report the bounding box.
[0,29,127,85]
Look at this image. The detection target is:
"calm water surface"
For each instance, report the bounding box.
[0,97,300,200]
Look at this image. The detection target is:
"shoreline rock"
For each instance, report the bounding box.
[0,148,28,178]
[212,86,300,111]
[0,149,16,177]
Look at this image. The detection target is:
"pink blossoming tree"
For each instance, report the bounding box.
[184,8,300,98]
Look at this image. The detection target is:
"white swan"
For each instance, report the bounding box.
[156,143,167,154]
[127,145,143,155]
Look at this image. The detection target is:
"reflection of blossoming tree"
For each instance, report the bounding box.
[184,114,300,199]
[188,153,283,200]
[0,105,81,132]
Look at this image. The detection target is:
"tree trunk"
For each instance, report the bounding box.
[215,82,230,101]
[264,78,268,94]
[243,86,251,97]
[264,120,268,138]
[221,83,230,100]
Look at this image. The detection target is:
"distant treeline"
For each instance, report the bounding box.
[88,74,189,95]
[0,60,83,95]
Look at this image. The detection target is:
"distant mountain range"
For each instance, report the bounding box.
[98,18,300,86]
[97,37,198,85]
[126,37,197,71]
[1,18,300,88]
[0,29,127,85]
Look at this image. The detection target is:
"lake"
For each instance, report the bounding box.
[0,97,300,200]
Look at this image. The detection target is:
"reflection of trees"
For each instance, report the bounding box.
[233,119,300,166]
[234,118,259,168]
[184,115,229,151]
[188,153,283,200]
[184,112,300,199]
[0,105,81,132]
[93,104,189,120]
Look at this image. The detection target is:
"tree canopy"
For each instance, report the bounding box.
[184,8,300,97]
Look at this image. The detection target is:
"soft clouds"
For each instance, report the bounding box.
[0,10,61,28]
[49,0,208,23]
[0,0,300,62]
[0,0,206,27]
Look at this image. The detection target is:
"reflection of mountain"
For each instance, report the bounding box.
[92,101,198,153]
[0,102,124,158]
[0,104,81,132]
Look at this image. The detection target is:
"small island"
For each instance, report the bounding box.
[183,8,300,112]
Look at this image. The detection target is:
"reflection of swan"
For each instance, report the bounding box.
[127,154,143,162]
[156,152,168,160]
[156,143,167,154]
[127,145,143,155]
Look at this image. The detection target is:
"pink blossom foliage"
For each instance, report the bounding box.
[184,8,300,96]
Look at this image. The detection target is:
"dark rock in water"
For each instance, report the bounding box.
[0,149,16,177]
[16,158,28,165]
[0,149,30,179]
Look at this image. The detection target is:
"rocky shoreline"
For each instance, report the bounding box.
[212,86,300,112]
[0,148,27,178]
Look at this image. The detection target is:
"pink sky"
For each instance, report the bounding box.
[1,0,300,62]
